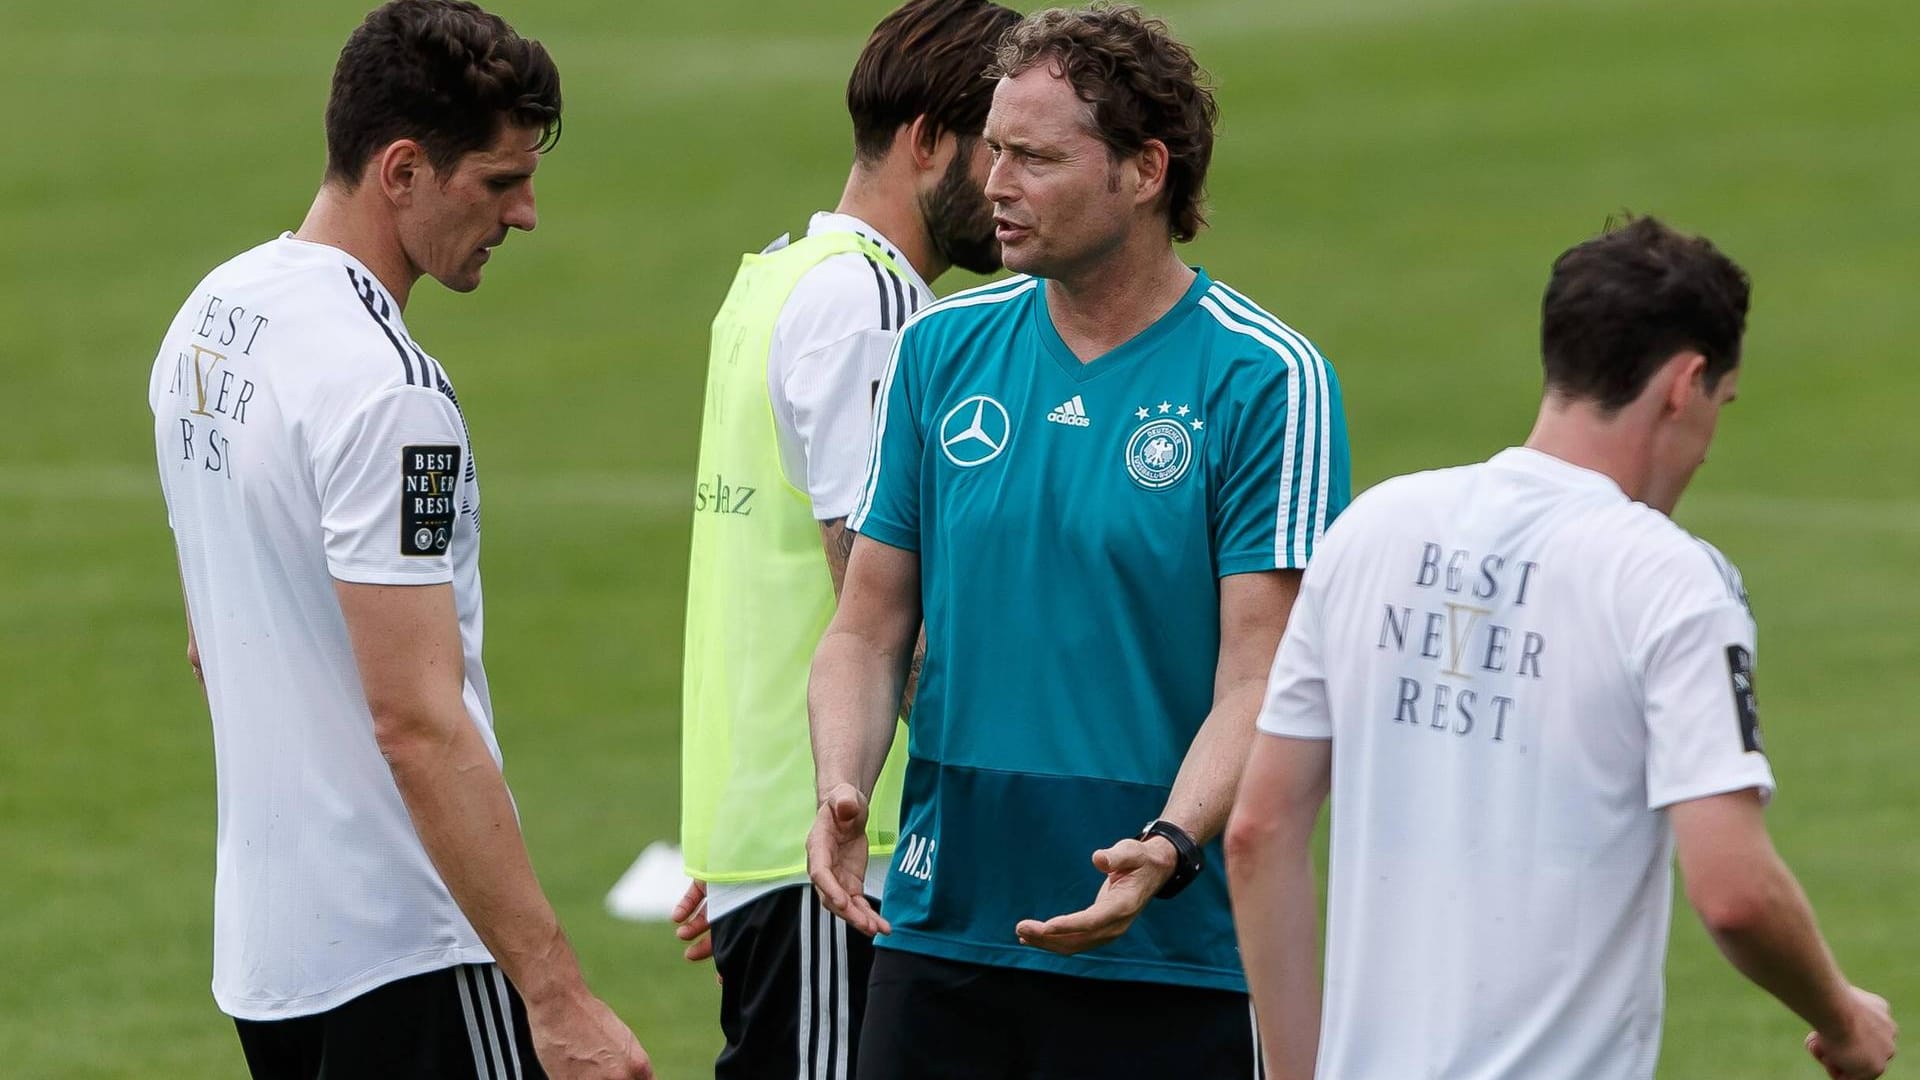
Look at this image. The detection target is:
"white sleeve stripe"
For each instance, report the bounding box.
[1212,283,1338,553]
[1213,284,1336,545]
[797,893,814,1074]
[1205,288,1318,562]
[1198,293,1312,567]
[851,278,1040,532]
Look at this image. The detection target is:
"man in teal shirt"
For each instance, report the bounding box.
[808,7,1351,1077]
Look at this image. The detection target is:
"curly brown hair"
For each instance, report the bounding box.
[324,0,561,186]
[988,4,1217,242]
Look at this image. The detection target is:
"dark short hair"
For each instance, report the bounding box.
[324,0,561,185]
[988,4,1217,243]
[1540,215,1752,412]
[848,0,1023,162]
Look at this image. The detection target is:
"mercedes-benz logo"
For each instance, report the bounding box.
[938,395,1011,468]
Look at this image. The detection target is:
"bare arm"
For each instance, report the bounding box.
[1225,733,1330,1080]
[1161,570,1303,844]
[1672,790,1895,1077]
[1017,570,1302,954]
[821,517,926,714]
[809,534,922,797]
[820,516,858,596]
[336,581,649,1079]
[805,535,921,934]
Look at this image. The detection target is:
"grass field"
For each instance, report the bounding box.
[3,0,1916,1076]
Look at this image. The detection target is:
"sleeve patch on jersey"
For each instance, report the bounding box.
[1726,644,1763,754]
[400,444,461,556]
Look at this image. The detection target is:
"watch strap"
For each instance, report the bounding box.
[1139,819,1203,899]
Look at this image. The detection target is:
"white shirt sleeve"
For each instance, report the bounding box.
[1641,599,1776,809]
[778,327,896,521]
[1257,573,1333,740]
[767,251,922,521]
[312,385,469,584]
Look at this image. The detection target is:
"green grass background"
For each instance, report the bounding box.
[2,0,1915,1075]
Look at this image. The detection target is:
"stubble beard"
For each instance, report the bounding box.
[922,150,1002,276]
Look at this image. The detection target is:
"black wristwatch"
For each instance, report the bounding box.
[1138,819,1203,899]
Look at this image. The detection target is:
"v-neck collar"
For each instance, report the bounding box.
[1035,268,1212,384]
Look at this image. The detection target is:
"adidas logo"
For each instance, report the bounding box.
[1046,395,1092,427]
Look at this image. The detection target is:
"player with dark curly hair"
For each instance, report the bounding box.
[807,5,1351,1077]
[148,3,650,1076]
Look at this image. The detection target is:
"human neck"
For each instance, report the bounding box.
[293,183,421,310]
[1522,395,1659,507]
[1045,235,1194,362]
[835,164,947,285]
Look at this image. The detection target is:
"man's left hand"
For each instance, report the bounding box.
[671,879,714,964]
[1015,835,1177,955]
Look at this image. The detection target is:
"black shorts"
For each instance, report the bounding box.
[710,883,880,1080]
[233,962,541,1080]
[858,949,1264,1080]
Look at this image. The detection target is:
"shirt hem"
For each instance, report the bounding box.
[1218,553,1304,577]
[1256,723,1332,741]
[214,943,494,1021]
[811,497,862,523]
[876,927,1247,992]
[850,517,919,552]
[1649,770,1777,811]
[327,563,456,586]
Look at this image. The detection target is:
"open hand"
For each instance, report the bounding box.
[1015,836,1176,955]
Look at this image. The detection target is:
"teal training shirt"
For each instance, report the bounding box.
[849,268,1351,990]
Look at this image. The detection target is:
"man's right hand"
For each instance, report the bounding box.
[807,782,889,937]
[1807,986,1897,1080]
[527,990,654,1080]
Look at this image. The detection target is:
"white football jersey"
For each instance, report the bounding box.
[1258,447,1775,1080]
[150,234,496,1020]
[766,212,933,521]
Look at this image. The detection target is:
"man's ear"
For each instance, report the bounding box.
[376,139,427,207]
[1132,137,1170,208]
[906,114,943,172]
[1664,350,1710,415]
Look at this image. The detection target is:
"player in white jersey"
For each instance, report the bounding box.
[669,4,1020,1077]
[149,3,650,1077]
[1226,216,1896,1080]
